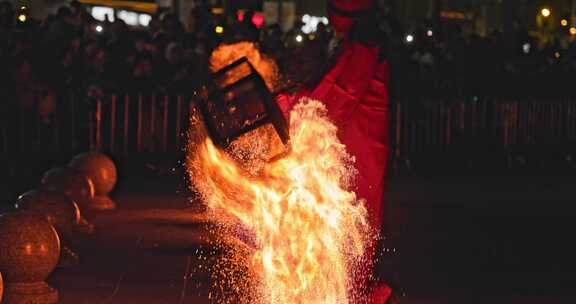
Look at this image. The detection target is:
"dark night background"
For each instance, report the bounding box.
[1,0,576,303]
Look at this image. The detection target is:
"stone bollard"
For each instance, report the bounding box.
[16,189,85,267]
[41,167,96,216]
[0,212,60,304]
[69,152,118,210]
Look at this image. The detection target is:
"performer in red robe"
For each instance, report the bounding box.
[277,0,393,302]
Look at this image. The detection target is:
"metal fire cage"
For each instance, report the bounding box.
[197,57,289,149]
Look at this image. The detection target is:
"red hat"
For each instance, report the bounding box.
[330,0,373,12]
[328,0,374,35]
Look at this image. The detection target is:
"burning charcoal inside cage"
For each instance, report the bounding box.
[200,57,289,162]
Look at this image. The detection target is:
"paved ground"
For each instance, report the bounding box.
[3,161,576,303]
[382,175,576,303]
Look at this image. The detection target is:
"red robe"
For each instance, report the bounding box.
[277,0,392,302]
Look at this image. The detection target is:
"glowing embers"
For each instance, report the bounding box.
[187,98,371,303]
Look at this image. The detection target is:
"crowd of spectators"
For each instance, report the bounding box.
[1,1,338,116]
[1,3,240,95]
[3,0,576,123]
[390,17,576,97]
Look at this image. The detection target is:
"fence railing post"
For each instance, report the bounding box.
[96,99,102,151]
[150,95,157,152]
[69,91,76,151]
[137,95,143,153]
[175,95,183,150]
[568,101,576,141]
[124,95,130,153]
[1,126,6,154]
[446,102,452,148]
[394,102,401,160]
[110,95,116,153]
[88,105,94,151]
[162,95,169,152]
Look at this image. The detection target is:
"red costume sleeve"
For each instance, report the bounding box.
[309,42,390,303]
[277,1,391,302]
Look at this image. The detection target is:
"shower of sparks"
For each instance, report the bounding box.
[187,98,373,303]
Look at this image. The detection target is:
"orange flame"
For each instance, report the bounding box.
[187,98,371,303]
[209,42,280,92]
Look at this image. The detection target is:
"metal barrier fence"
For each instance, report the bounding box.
[3,94,576,169]
[0,93,195,157]
[391,96,576,169]
[87,94,193,154]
